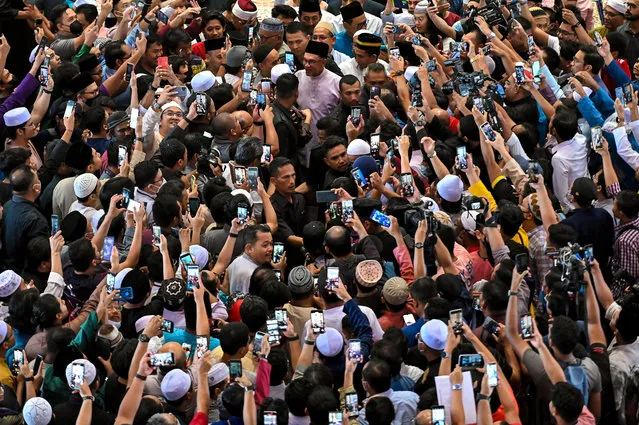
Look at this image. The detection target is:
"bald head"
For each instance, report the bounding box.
[211,112,238,139]
[433,108,450,128]
[415,410,432,425]
[160,342,187,369]
[232,110,253,135]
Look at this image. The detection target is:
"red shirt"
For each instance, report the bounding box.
[189,412,208,425]
[602,59,631,94]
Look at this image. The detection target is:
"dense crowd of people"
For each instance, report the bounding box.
[0,0,637,423]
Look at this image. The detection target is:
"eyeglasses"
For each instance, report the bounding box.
[164,111,184,118]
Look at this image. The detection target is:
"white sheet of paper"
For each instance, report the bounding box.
[434,371,477,425]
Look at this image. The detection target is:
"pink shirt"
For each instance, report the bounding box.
[434,243,474,290]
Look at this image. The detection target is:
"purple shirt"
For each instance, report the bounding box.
[0,73,39,131]
[294,68,340,141]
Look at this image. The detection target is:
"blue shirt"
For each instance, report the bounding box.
[163,328,220,351]
[212,416,244,425]
[402,317,424,347]
[87,138,111,155]
[334,32,354,57]
[360,389,419,425]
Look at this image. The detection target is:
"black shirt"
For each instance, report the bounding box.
[2,195,49,273]
[270,191,308,268]
[120,298,164,338]
[104,373,127,415]
[53,394,115,425]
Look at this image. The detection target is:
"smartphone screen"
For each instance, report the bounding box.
[188,197,200,218]
[186,265,200,291]
[370,133,380,154]
[266,319,280,345]
[64,100,75,119]
[591,126,603,150]
[51,215,59,235]
[151,352,175,366]
[125,62,133,81]
[263,412,277,425]
[130,107,139,129]
[103,237,115,261]
[241,71,252,92]
[39,66,49,86]
[256,93,266,110]
[351,107,361,126]
[351,167,368,188]
[342,199,354,221]
[33,354,43,375]
[432,406,445,425]
[515,253,529,273]
[329,412,342,425]
[71,363,85,389]
[237,205,248,225]
[230,359,242,379]
[454,147,468,172]
[458,353,483,369]
[234,166,247,185]
[520,314,533,339]
[247,167,259,189]
[480,122,497,141]
[348,339,362,361]
[285,52,295,71]
[401,173,414,196]
[311,310,324,334]
[449,309,463,334]
[196,335,208,358]
[254,332,265,353]
[624,83,633,104]
[261,145,271,163]
[261,80,271,95]
[515,63,525,84]
[153,226,161,246]
[160,319,174,333]
[370,209,391,227]
[616,86,625,105]
[316,190,338,203]
[272,242,284,264]
[327,267,339,290]
[156,10,168,23]
[389,47,400,58]
[486,362,498,387]
[275,308,288,330]
[106,273,116,294]
[403,313,416,326]
[118,145,127,167]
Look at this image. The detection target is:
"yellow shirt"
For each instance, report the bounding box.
[0,358,16,392]
[212,345,257,373]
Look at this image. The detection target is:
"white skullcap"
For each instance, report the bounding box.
[347,139,370,156]
[192,70,215,93]
[22,397,53,425]
[65,359,97,387]
[3,107,31,128]
[271,63,292,83]
[73,173,99,198]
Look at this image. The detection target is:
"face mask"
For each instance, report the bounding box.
[108,319,121,329]
[69,20,84,36]
[104,14,117,28]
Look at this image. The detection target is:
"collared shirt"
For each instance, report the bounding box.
[331,49,351,65]
[335,31,355,57]
[359,389,419,425]
[227,252,262,294]
[288,414,310,425]
[294,68,341,144]
[301,304,384,341]
[2,195,49,273]
[332,12,384,37]
[608,335,639,424]
[68,202,105,233]
[4,139,42,170]
[134,187,157,226]
[611,216,639,283]
[618,21,639,73]
[211,138,234,163]
[551,134,589,211]
[270,190,307,242]
[528,225,552,286]
[339,58,389,84]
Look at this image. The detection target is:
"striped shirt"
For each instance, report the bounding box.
[612,217,639,286]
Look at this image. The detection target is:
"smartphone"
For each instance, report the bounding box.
[12,350,23,375]
[237,204,248,225]
[158,56,169,69]
[261,144,271,163]
[431,406,445,425]
[424,60,436,73]
[449,308,463,335]
[275,308,288,330]
[456,146,468,170]
[103,236,115,261]
[593,31,603,47]
[486,362,498,387]
[130,107,139,129]
[411,89,423,107]
[369,209,391,227]
[261,79,271,95]
[243,50,252,67]
[584,244,594,264]
[370,86,381,98]
[480,122,497,142]
[400,172,414,197]
[119,286,134,300]
[484,317,499,335]
[186,265,200,290]
[591,126,603,150]
[106,272,116,294]
[117,145,127,168]
[329,412,342,425]
[351,167,368,189]
[403,313,416,326]
[616,86,625,105]
[520,314,533,339]
[194,335,207,359]
[351,106,362,126]
[263,411,277,425]
[532,61,541,84]
[327,266,339,291]
[623,82,633,104]
[285,52,295,71]
[153,226,161,247]
[150,352,176,366]
[342,199,354,221]
[39,66,49,87]
[389,47,400,58]
[345,392,359,416]
[160,319,174,333]
[51,214,59,235]
[316,190,338,203]
[195,93,207,115]
[266,319,281,345]
[272,242,285,264]
[527,34,535,54]
[248,26,254,44]
[253,331,265,354]
[348,339,362,361]
[515,253,529,273]
[71,362,85,389]
[458,353,483,369]
[514,62,525,85]
[274,270,281,281]
[125,62,134,82]
[182,342,192,358]
[64,100,75,119]
[234,166,247,185]
[33,354,43,376]
[245,166,258,190]
[370,133,380,155]
[311,309,325,334]
[240,70,252,92]
[156,10,168,23]
[229,359,242,379]
[187,197,200,218]
[482,45,491,55]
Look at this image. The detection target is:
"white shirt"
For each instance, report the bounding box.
[551,133,589,211]
[613,121,639,171]
[339,58,390,84]
[332,12,384,37]
[301,304,384,341]
[227,253,261,294]
[68,201,104,233]
[331,49,351,65]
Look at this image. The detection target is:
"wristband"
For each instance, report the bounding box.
[24,376,34,382]
[304,340,315,345]
[42,88,53,94]
[143,17,153,24]
[477,393,491,402]
[571,22,581,29]
[184,117,193,124]
[82,396,95,402]
[487,32,496,41]
[151,85,159,91]
[288,335,300,341]
[427,152,437,159]
[254,121,264,126]
[135,373,147,381]
[244,385,255,392]
[228,232,238,238]
[136,137,144,142]
[508,290,518,297]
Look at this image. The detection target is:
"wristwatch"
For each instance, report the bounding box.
[82,396,95,402]
[412,120,425,127]
[507,290,519,297]
[441,351,450,359]
[571,22,582,29]
[152,100,161,111]
[244,385,255,392]
[476,393,491,402]
[451,383,462,391]
[138,334,151,343]
[427,151,437,159]
[415,242,424,249]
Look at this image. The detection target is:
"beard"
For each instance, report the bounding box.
[625,12,639,20]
